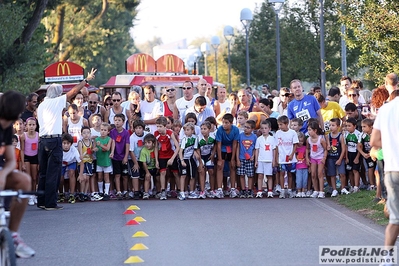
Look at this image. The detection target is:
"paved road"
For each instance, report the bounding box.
[17,197,389,266]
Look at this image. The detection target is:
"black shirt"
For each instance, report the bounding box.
[0,124,13,168]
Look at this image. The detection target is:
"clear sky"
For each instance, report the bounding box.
[132,0,264,44]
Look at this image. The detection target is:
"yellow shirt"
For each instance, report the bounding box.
[321,101,346,134]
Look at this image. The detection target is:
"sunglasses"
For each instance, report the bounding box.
[89,101,98,105]
[280,93,290,97]
[199,84,207,86]
[348,94,357,97]
[166,88,175,92]
[182,87,192,90]
[105,103,113,106]
[112,99,121,102]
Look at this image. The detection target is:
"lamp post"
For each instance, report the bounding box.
[319,0,326,96]
[224,25,234,93]
[211,36,220,82]
[240,8,253,87]
[200,42,210,76]
[269,0,285,91]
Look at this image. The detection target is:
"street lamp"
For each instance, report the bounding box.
[240,8,253,87]
[319,0,326,96]
[211,36,220,82]
[269,0,285,91]
[224,25,234,93]
[200,42,210,76]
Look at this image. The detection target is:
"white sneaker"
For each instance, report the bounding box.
[188,191,198,199]
[318,192,325,198]
[178,192,186,201]
[279,189,286,199]
[331,190,338,197]
[288,190,295,198]
[353,186,359,193]
[275,184,282,193]
[229,188,238,198]
[28,196,34,206]
[310,191,319,198]
[301,192,307,198]
[296,192,302,198]
[33,196,37,204]
[341,188,350,195]
[267,191,274,198]
[216,189,224,199]
[306,190,312,197]
[13,233,35,258]
[256,191,263,198]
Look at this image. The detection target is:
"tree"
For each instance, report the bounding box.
[339,0,399,85]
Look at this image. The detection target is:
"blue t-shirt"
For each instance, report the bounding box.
[238,132,257,160]
[287,95,320,133]
[216,125,240,153]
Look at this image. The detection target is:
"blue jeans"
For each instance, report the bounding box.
[296,168,308,190]
[37,137,62,208]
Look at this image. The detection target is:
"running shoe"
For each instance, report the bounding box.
[13,233,35,258]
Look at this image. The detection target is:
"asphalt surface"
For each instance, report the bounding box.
[16,196,390,266]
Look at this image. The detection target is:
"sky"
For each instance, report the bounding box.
[132,0,264,45]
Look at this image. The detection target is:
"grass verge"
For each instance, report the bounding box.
[331,190,388,226]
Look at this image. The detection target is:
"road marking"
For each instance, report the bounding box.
[133,216,146,222]
[124,210,136,215]
[128,205,141,210]
[132,231,149,238]
[311,199,385,241]
[130,243,149,250]
[126,219,141,225]
[124,256,144,263]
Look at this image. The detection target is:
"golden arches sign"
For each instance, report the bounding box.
[57,62,71,76]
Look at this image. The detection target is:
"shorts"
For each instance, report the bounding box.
[363,157,376,170]
[236,159,255,176]
[24,154,38,164]
[220,152,232,162]
[146,168,158,179]
[346,152,360,171]
[310,158,323,165]
[326,158,346,177]
[279,163,296,173]
[384,172,399,224]
[96,165,113,173]
[178,157,197,179]
[127,159,140,179]
[159,157,179,172]
[83,162,93,176]
[111,159,128,176]
[62,162,77,178]
[256,162,273,175]
[201,154,214,169]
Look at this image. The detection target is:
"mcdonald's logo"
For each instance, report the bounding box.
[166,55,175,72]
[135,54,148,72]
[57,62,71,76]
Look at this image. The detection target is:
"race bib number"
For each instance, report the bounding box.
[324,121,330,132]
[296,109,311,122]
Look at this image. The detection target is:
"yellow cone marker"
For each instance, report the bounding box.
[132,231,149,238]
[130,243,149,250]
[127,205,140,210]
[124,256,144,263]
[133,216,146,222]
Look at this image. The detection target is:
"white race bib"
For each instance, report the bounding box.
[296,109,311,122]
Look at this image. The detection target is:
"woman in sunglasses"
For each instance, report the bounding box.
[276,87,291,117]
[104,91,130,129]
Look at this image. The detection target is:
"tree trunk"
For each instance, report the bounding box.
[52,5,66,57]
[20,0,49,44]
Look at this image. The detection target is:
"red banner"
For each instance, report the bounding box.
[44,61,84,83]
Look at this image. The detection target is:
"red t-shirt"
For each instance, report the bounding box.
[154,129,174,159]
[163,101,173,117]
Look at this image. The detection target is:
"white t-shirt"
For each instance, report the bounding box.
[339,94,366,110]
[38,94,67,136]
[179,126,201,143]
[275,129,299,164]
[193,93,211,106]
[63,145,81,165]
[175,97,196,119]
[129,132,148,158]
[373,97,399,171]
[67,116,84,147]
[218,99,231,113]
[141,99,163,133]
[255,135,277,162]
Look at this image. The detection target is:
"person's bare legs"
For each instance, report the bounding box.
[7,171,30,232]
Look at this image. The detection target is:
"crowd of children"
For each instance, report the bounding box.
[13,93,377,203]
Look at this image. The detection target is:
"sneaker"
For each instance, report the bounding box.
[279,189,286,199]
[215,189,224,199]
[128,191,135,199]
[301,192,307,198]
[288,190,295,198]
[134,192,140,200]
[160,191,167,200]
[331,190,338,197]
[57,193,64,203]
[178,192,186,201]
[256,191,263,198]
[353,186,360,193]
[318,192,325,198]
[109,193,117,200]
[170,190,177,198]
[102,194,110,201]
[116,191,123,200]
[13,233,35,258]
[198,191,206,199]
[247,190,254,198]
[305,190,312,197]
[78,193,85,202]
[123,191,130,200]
[223,190,230,197]
[142,192,150,200]
[230,188,238,198]
[240,190,247,198]
[45,205,64,211]
[155,192,162,199]
[310,191,319,198]
[267,191,274,198]
[295,192,302,198]
[68,195,75,204]
[275,184,282,193]
[28,196,35,206]
[341,188,350,195]
[90,193,103,201]
[188,191,198,199]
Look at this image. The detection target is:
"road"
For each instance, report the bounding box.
[17,197,389,266]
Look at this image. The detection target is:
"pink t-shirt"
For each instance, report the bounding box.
[296,145,307,169]
[24,132,39,156]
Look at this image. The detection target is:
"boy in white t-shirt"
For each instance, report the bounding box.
[275,115,299,198]
[254,120,278,198]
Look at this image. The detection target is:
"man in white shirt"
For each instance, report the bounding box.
[193,78,211,106]
[182,96,215,126]
[214,86,230,118]
[339,76,365,109]
[173,81,196,121]
[141,85,163,133]
[37,68,96,210]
